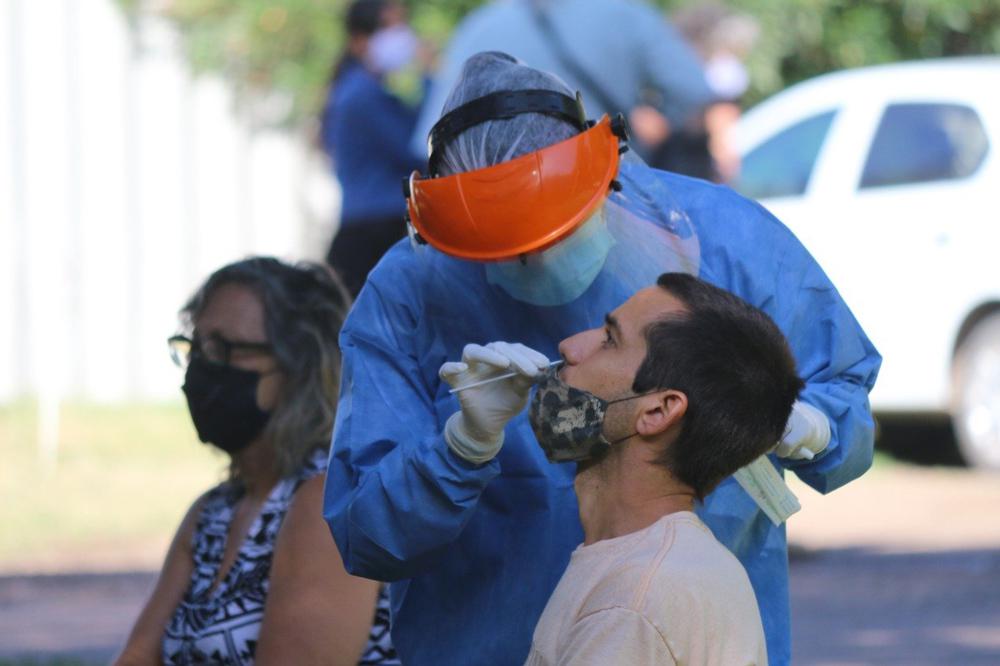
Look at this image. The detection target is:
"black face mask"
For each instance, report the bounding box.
[182,357,272,454]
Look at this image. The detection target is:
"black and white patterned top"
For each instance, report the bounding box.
[162,448,398,665]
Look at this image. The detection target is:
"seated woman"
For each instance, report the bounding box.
[114,257,397,665]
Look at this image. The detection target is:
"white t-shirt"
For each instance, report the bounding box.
[524,511,767,666]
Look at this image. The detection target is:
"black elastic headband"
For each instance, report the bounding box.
[427,89,588,176]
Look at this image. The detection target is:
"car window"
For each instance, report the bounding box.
[860,103,989,189]
[736,110,837,200]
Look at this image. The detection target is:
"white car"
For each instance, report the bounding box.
[734,57,1000,469]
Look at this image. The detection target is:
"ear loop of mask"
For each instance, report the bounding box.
[603,390,661,445]
[597,388,699,505]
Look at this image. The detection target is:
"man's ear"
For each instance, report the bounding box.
[635,390,687,438]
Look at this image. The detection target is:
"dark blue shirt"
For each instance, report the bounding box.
[323,60,425,226]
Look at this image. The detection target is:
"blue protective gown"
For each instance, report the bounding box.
[324,163,881,666]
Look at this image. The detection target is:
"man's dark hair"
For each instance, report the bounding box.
[631,273,804,499]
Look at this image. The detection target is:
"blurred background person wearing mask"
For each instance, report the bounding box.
[115,258,398,665]
[324,52,879,666]
[664,2,760,183]
[410,0,716,167]
[629,2,760,183]
[321,0,427,297]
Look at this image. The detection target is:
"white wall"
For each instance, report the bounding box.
[0,0,339,403]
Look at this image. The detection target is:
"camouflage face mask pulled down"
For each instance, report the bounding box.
[528,367,642,463]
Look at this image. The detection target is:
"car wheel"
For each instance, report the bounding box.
[953,313,1000,470]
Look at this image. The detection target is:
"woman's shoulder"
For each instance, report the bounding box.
[293,447,329,485]
[198,477,241,514]
[274,466,328,549]
[268,448,328,506]
[174,484,229,550]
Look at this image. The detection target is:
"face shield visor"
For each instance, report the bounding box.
[483,204,616,306]
[483,163,702,309]
[597,158,702,296]
[403,90,629,264]
[404,89,699,309]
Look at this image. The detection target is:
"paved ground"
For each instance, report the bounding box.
[790,547,1000,665]
[3,433,999,665]
[2,546,998,665]
[0,571,154,664]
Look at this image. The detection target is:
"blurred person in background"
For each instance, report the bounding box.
[114,257,397,665]
[321,0,427,297]
[631,2,759,182]
[411,0,716,166]
[325,52,879,666]
[668,1,760,182]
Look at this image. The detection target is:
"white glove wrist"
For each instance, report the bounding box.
[775,400,831,461]
[445,412,504,465]
[438,341,550,465]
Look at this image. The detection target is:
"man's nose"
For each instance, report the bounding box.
[558,328,602,366]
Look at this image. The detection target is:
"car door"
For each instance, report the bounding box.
[833,100,993,410]
[736,107,840,233]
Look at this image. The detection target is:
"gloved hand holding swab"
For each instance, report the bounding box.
[448,360,564,394]
[438,342,553,464]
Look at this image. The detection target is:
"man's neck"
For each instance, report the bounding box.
[574,447,695,546]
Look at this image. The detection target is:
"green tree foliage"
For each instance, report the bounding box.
[116,0,1000,127]
[668,0,1000,105]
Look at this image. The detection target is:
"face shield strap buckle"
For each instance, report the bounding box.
[403,172,428,246]
[406,215,428,247]
[427,89,589,176]
[608,113,630,192]
[609,112,631,156]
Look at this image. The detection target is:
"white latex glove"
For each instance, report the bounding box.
[774,400,831,461]
[439,342,550,464]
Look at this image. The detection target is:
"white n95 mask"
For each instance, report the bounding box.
[485,209,615,307]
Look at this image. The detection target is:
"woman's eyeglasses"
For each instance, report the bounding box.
[168,333,273,369]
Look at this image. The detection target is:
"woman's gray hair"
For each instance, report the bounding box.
[180,256,351,479]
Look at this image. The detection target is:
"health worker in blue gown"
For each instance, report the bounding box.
[323,51,880,666]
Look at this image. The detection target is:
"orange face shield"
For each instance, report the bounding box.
[404,95,628,262]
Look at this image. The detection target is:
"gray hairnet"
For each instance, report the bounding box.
[435,51,582,176]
